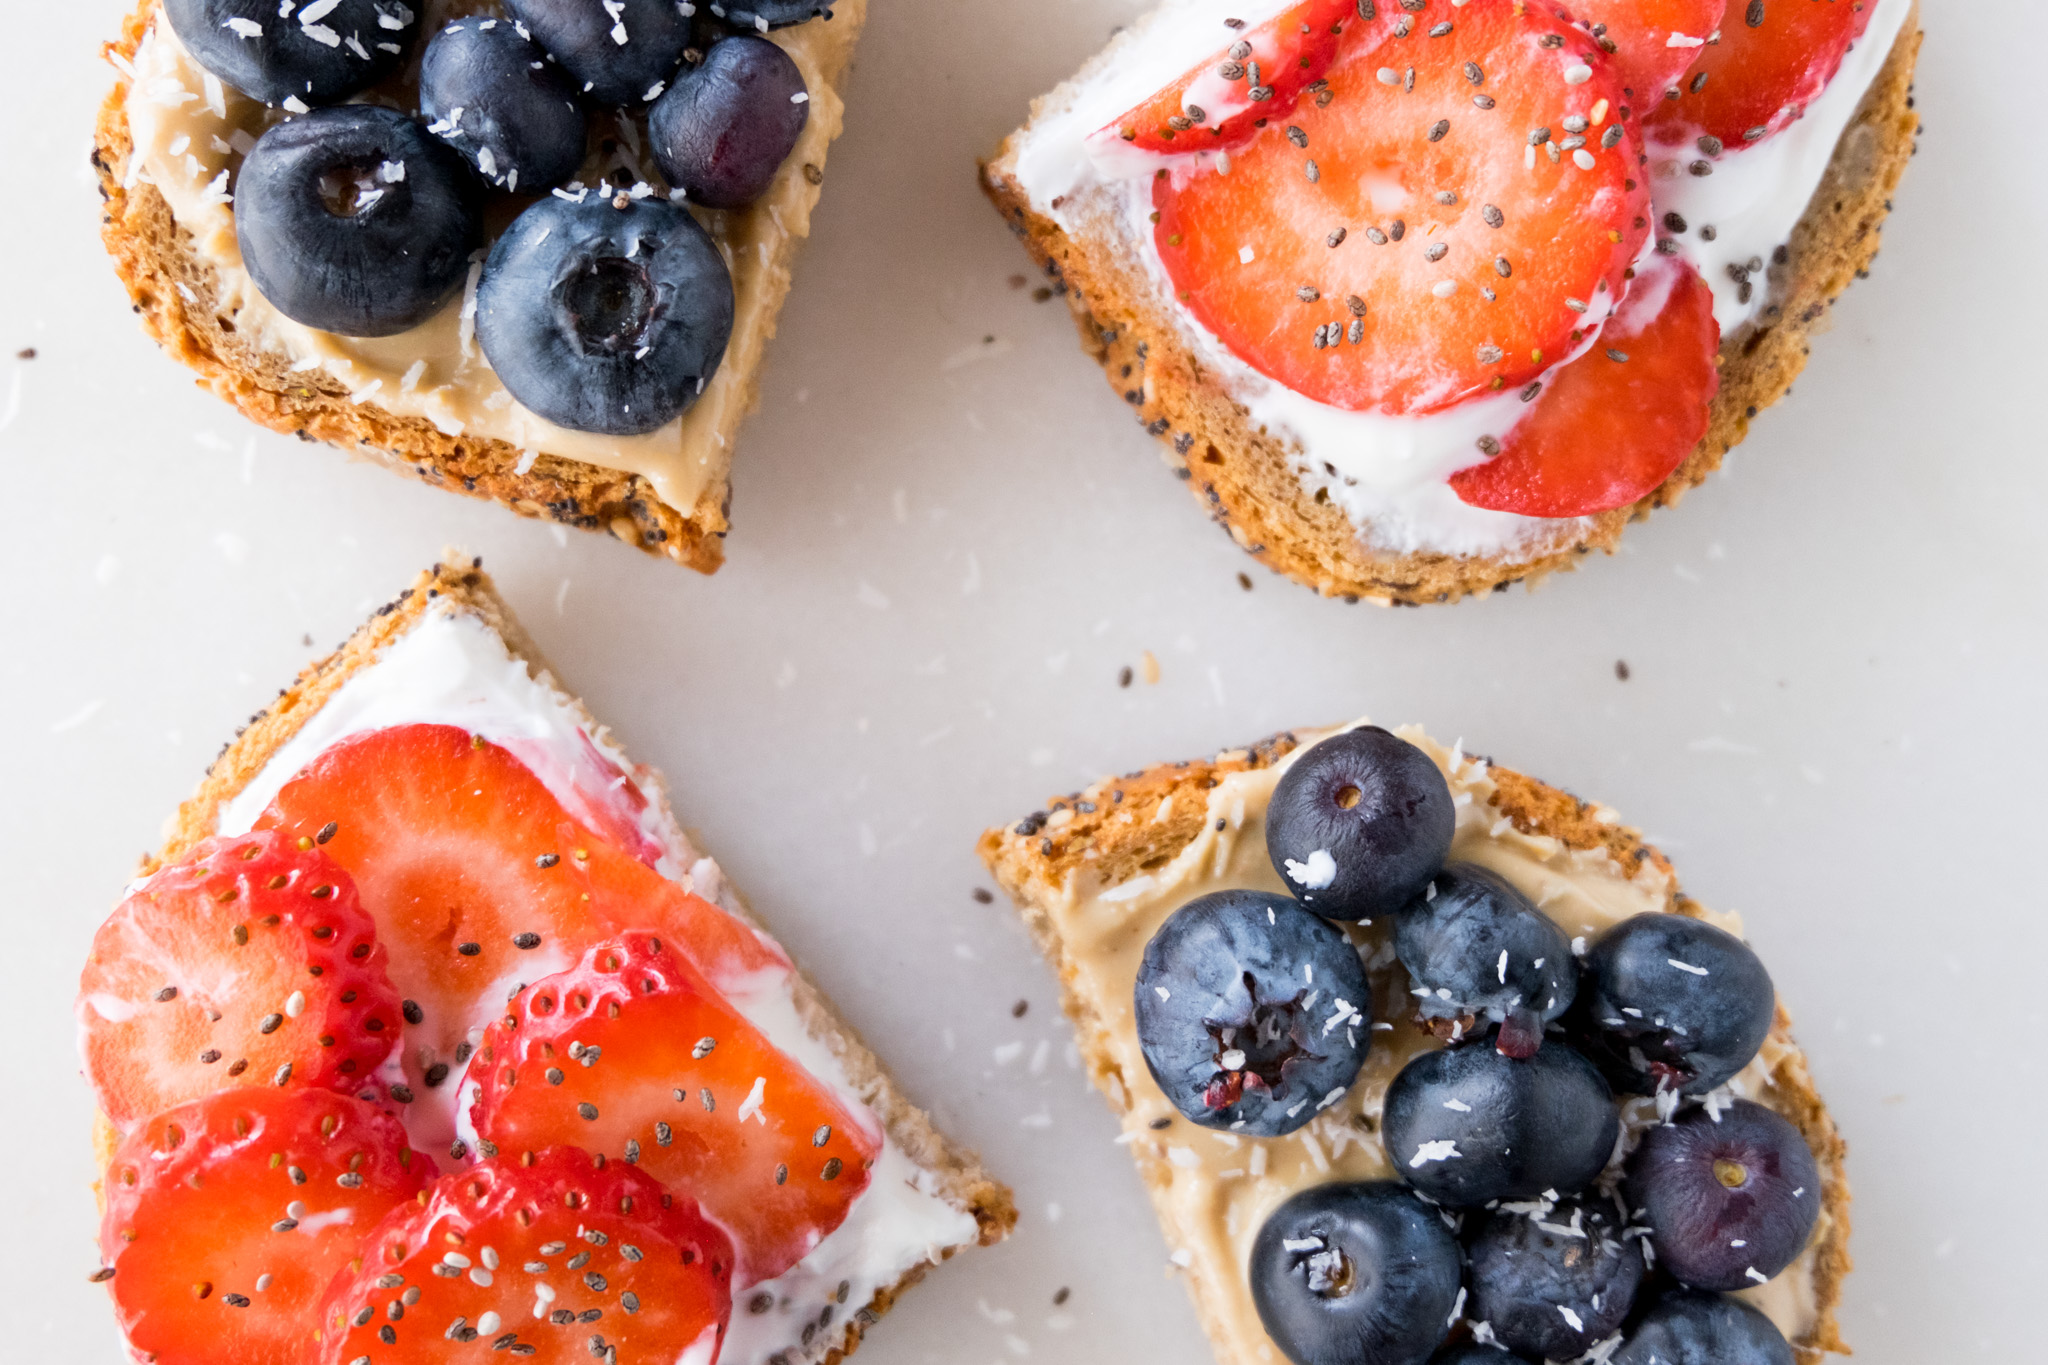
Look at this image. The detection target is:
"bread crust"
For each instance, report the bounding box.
[92,1,868,574]
[978,734,1850,1364]
[981,9,1921,605]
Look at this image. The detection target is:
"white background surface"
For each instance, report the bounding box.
[4,1,2043,1360]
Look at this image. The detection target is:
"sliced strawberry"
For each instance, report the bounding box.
[1644,0,1875,150]
[1097,0,1357,155]
[315,1148,731,1365]
[78,830,402,1131]
[471,933,880,1287]
[97,1088,435,1365]
[1154,0,1651,415]
[1556,0,1728,102]
[1451,254,1720,517]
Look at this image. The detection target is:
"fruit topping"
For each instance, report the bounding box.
[1393,862,1577,1057]
[164,0,421,108]
[1450,252,1720,517]
[78,830,401,1131]
[1644,0,1876,152]
[650,35,810,209]
[1465,1195,1644,1360]
[1152,0,1651,415]
[1133,890,1371,1137]
[477,194,737,435]
[1623,1099,1820,1291]
[315,1147,733,1365]
[502,0,693,107]
[1432,1348,1534,1365]
[1249,1181,1462,1365]
[713,2,838,33]
[233,105,484,337]
[1575,912,1775,1096]
[1611,1289,1795,1365]
[470,933,879,1286]
[1266,727,1454,923]
[97,1088,435,1365]
[1382,1035,1618,1207]
[1553,1,1729,104]
[420,16,588,193]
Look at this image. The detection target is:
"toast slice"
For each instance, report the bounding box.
[979,727,1849,1364]
[91,557,1014,1365]
[93,1,868,573]
[981,5,1922,605]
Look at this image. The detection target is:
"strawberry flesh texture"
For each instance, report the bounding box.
[1644,0,1875,149]
[78,830,402,1131]
[472,933,880,1287]
[1154,1,1651,415]
[1556,0,1728,103]
[317,1147,732,1365]
[98,1088,435,1365]
[1451,253,1720,517]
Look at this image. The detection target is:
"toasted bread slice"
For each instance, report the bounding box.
[982,7,1921,605]
[979,728,1849,1364]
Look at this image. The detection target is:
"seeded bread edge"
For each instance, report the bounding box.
[979,9,1920,605]
[976,734,1850,1364]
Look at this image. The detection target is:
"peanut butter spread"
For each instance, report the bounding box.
[117,0,848,516]
[1043,724,1828,1364]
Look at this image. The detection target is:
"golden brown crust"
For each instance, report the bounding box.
[979,733,1850,1363]
[980,11,1921,605]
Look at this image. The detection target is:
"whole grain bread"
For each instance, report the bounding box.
[978,731,1850,1364]
[982,9,1921,605]
[93,1,868,574]
[92,558,1015,1365]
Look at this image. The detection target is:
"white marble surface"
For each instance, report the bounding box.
[3,1,2042,1360]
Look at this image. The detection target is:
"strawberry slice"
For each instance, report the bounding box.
[315,1148,732,1365]
[1154,0,1651,415]
[1644,0,1876,150]
[1451,254,1720,517]
[1097,0,1356,155]
[1556,0,1728,102]
[78,831,402,1131]
[470,933,880,1286]
[97,1088,435,1365]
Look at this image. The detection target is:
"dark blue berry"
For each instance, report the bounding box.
[1266,728,1454,923]
[234,105,481,337]
[1622,1100,1820,1292]
[1577,914,1775,1096]
[165,0,420,106]
[649,36,809,209]
[1133,890,1371,1137]
[1611,1291,1794,1365]
[1465,1197,1643,1360]
[475,193,735,436]
[1383,1037,1617,1207]
[1395,864,1576,1058]
[1431,1348,1532,1365]
[419,17,586,192]
[709,0,835,27]
[503,0,691,107]
[1250,1182,1461,1365]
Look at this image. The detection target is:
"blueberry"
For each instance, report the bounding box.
[234,105,482,337]
[475,193,735,436]
[1465,1196,1643,1360]
[708,0,836,28]
[649,35,809,209]
[1383,1037,1617,1207]
[1395,864,1576,1058]
[1622,1100,1820,1292]
[1250,1182,1461,1365]
[419,17,586,192]
[1577,914,1776,1096]
[1611,1290,1794,1365]
[165,0,420,106]
[1431,1348,1533,1365]
[1133,890,1371,1137]
[1267,728,1454,922]
[503,0,691,107]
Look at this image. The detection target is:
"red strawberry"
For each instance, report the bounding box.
[1153,0,1651,415]
[470,933,880,1286]
[96,1088,435,1365]
[1645,0,1876,150]
[1451,254,1720,517]
[315,1148,732,1365]
[1555,0,1728,102]
[78,830,402,1131]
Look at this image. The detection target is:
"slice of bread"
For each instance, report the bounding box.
[91,557,1014,1365]
[982,8,1922,605]
[978,729,1850,1364]
[93,1,867,574]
